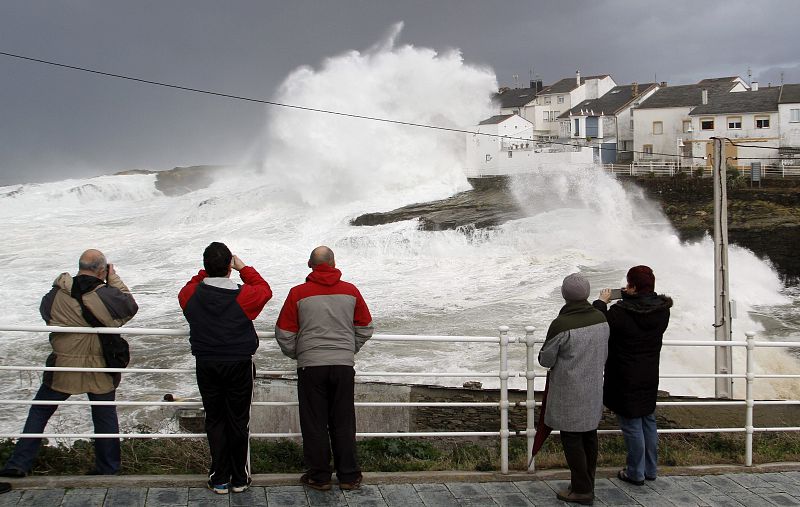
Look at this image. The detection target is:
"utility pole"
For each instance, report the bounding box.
[713,137,733,399]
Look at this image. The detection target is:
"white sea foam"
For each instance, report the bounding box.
[0,26,798,434]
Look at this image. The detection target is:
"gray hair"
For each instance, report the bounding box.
[78,250,107,274]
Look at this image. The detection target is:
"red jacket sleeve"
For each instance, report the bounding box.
[236,266,272,320]
[353,288,372,327]
[178,270,207,310]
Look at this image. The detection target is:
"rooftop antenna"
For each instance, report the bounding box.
[747,65,752,86]
[513,74,519,88]
[781,71,785,85]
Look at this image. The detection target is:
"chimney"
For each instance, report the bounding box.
[660,81,667,88]
[752,81,759,91]
[531,79,543,93]
[632,82,639,97]
[576,70,581,86]
[701,89,708,105]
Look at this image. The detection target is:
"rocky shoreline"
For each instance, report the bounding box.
[351,175,800,284]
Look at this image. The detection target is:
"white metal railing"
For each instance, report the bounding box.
[520,328,800,471]
[603,163,800,179]
[1,325,799,474]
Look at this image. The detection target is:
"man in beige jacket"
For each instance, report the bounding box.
[0,249,138,477]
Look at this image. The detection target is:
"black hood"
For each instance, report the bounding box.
[614,292,673,330]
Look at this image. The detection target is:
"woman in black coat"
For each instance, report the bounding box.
[593,265,672,486]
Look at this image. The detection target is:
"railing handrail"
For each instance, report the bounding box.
[1,325,799,474]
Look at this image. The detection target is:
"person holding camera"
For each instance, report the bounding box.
[179,242,272,495]
[538,273,609,505]
[0,249,138,478]
[594,265,672,486]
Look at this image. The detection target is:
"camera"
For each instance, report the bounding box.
[609,288,623,300]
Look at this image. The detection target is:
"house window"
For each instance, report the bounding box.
[574,119,580,137]
[701,118,715,130]
[544,96,551,104]
[792,109,800,122]
[508,150,513,158]
[653,121,663,135]
[543,111,549,122]
[557,95,564,104]
[630,119,634,129]
[727,116,742,129]
[683,120,692,133]
[755,116,770,129]
[643,144,653,157]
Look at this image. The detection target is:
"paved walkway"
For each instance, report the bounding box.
[1,469,800,506]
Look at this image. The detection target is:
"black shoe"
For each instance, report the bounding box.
[0,482,11,494]
[617,470,645,486]
[300,473,331,491]
[339,474,363,491]
[556,488,594,505]
[0,469,25,478]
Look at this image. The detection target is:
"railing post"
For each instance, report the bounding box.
[745,331,755,466]
[523,326,537,472]
[499,325,510,474]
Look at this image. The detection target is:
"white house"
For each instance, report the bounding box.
[464,114,592,180]
[778,84,800,167]
[495,80,544,128]
[532,72,616,139]
[688,84,781,170]
[558,82,659,163]
[633,77,748,166]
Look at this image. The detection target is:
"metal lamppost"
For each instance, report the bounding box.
[677,137,685,172]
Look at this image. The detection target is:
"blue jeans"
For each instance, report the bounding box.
[4,384,120,474]
[618,413,658,481]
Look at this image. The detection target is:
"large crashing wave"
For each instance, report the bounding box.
[259,22,498,207]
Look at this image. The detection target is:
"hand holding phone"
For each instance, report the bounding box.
[609,288,623,300]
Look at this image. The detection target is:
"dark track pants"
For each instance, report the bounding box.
[5,383,120,474]
[560,430,598,495]
[297,365,360,483]
[196,359,255,487]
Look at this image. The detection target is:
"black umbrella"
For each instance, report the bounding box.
[530,371,552,459]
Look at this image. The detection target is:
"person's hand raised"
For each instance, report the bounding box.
[231,255,246,271]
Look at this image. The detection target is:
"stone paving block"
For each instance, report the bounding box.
[749,486,782,496]
[762,492,800,506]
[104,488,148,507]
[727,473,772,489]
[342,485,386,506]
[592,480,638,506]
[513,480,557,502]
[416,491,459,506]
[0,489,23,507]
[378,484,424,506]
[480,482,522,495]
[643,476,683,494]
[304,486,346,507]
[379,484,422,506]
[445,482,488,499]
[490,493,535,506]
[188,487,230,506]
[145,487,188,506]
[674,479,724,502]
[703,495,746,507]
[646,488,705,507]
[457,496,496,506]
[729,492,780,506]
[701,474,753,494]
[230,487,268,506]
[268,485,310,507]
[17,488,66,506]
[62,487,107,507]
[783,471,800,482]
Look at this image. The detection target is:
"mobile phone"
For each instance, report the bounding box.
[610,288,623,300]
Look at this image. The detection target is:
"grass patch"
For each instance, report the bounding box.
[3,432,800,475]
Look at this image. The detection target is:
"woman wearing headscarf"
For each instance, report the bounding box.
[538,273,609,505]
[594,265,672,486]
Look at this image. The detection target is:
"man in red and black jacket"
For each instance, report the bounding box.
[275,246,373,491]
[179,242,272,495]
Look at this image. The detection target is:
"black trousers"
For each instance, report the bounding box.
[297,365,360,483]
[196,358,254,487]
[560,430,598,495]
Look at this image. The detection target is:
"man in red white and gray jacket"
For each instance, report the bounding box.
[275,246,373,491]
[179,242,272,495]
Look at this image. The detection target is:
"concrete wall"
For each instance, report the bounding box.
[633,106,692,163]
[780,103,800,147]
[688,111,780,167]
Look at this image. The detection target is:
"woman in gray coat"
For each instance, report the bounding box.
[539,273,609,505]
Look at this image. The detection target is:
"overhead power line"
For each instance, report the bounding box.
[1,50,707,160]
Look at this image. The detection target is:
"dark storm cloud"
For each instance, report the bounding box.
[0,0,797,185]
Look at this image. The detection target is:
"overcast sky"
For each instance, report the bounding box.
[1,0,798,185]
